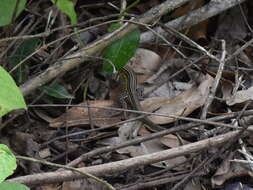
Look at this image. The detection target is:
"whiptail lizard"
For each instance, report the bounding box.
[118,65,165,132]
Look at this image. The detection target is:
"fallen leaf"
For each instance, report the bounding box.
[49,100,122,128]
[226,86,253,106]
[142,74,213,124]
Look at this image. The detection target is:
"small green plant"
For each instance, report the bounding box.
[0,144,30,189]
[102,1,140,73]
[0,67,28,189]
[0,0,77,186]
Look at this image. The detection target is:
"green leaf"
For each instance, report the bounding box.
[0,182,30,190]
[0,66,27,117]
[9,38,40,84]
[102,26,140,72]
[51,0,77,24]
[0,0,27,26]
[0,144,17,183]
[40,83,74,99]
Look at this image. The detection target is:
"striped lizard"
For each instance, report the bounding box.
[117,65,165,132]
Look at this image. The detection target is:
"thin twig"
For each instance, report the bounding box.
[29,104,244,129]
[16,156,115,190]
[201,40,226,119]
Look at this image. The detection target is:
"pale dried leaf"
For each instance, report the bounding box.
[226,86,253,106]
[130,48,161,82]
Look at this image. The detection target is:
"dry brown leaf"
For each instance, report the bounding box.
[142,74,213,124]
[49,100,122,128]
[160,134,189,148]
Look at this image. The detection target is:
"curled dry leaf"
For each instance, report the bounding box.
[49,100,122,128]
[211,160,249,186]
[142,74,213,124]
[226,86,253,106]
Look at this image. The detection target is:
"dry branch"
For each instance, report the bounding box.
[141,0,247,43]
[8,128,247,186]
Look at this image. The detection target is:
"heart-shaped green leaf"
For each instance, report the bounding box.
[40,83,74,99]
[0,66,27,117]
[102,23,140,72]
